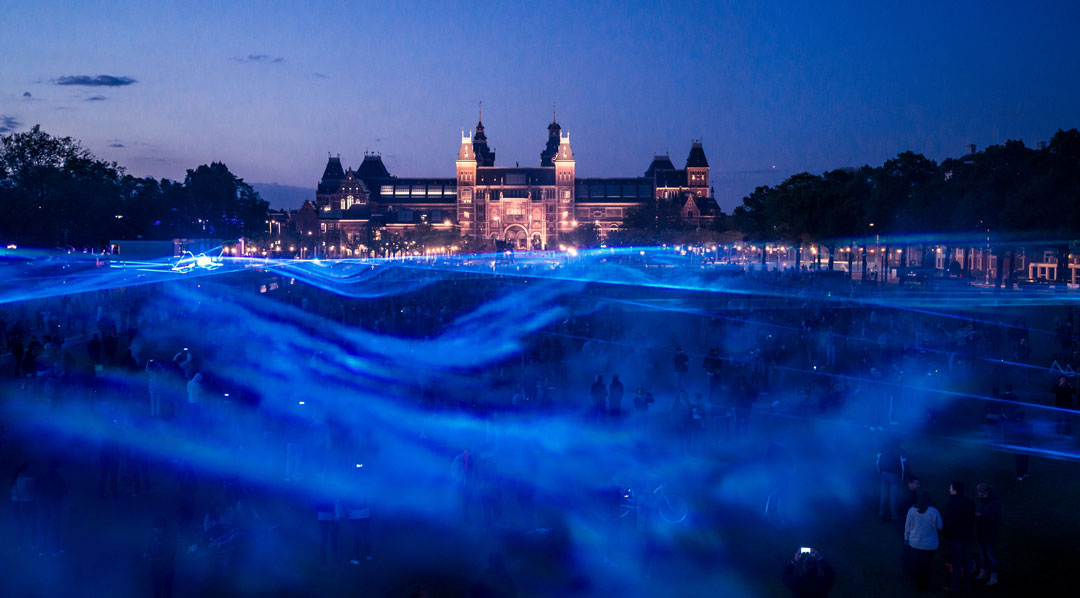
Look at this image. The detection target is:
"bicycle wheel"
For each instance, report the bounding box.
[659,494,688,523]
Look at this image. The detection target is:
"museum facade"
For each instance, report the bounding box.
[311,114,720,251]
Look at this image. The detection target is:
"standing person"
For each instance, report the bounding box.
[876,437,908,522]
[942,481,976,591]
[896,476,921,533]
[87,333,102,366]
[145,517,177,598]
[608,374,624,418]
[974,483,1001,587]
[1050,375,1075,436]
[904,491,942,591]
[589,375,607,419]
[673,347,689,389]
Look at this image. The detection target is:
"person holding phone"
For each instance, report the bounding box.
[782,547,836,597]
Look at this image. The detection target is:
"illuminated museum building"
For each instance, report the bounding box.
[312,114,720,250]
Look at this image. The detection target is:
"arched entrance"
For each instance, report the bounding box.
[503,225,528,250]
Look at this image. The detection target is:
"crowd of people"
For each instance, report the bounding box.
[1,264,1078,596]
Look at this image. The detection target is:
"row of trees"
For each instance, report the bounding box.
[0,126,269,249]
[730,129,1080,278]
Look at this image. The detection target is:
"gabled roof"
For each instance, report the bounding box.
[686,141,709,168]
[321,156,345,181]
[645,155,675,177]
[675,193,721,215]
[358,154,390,179]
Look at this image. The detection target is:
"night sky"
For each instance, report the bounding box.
[2,0,1078,211]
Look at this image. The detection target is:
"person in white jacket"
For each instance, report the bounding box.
[904,491,942,590]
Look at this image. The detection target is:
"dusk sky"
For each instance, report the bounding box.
[3,0,1078,211]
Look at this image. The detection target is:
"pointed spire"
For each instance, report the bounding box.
[542,107,563,166]
[479,100,482,122]
[472,105,494,166]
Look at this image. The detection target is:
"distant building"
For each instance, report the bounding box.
[312,113,721,252]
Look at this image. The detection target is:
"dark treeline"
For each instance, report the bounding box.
[730,129,1080,272]
[0,126,269,249]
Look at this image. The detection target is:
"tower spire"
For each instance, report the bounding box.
[552,101,556,123]
[479,100,482,122]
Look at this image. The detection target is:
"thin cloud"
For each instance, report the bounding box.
[23,92,31,98]
[237,54,285,64]
[86,95,107,102]
[313,72,327,79]
[54,75,136,87]
[110,143,125,148]
[0,115,21,133]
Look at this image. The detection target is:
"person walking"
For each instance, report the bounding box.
[904,491,942,591]
[974,483,1001,587]
[942,481,976,591]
